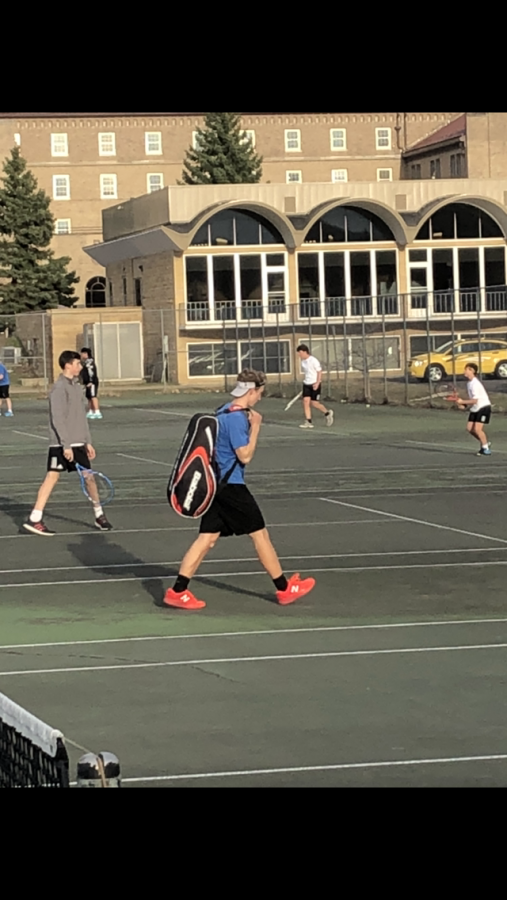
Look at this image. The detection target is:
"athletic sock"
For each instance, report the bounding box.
[273,574,288,592]
[93,504,104,519]
[325,411,330,417]
[482,444,489,449]
[29,509,43,524]
[173,575,190,593]
[306,418,312,424]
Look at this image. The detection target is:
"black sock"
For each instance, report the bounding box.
[307,418,312,424]
[173,575,190,593]
[325,411,330,416]
[273,574,288,592]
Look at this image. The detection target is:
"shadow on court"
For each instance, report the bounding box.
[0,495,98,533]
[65,533,275,607]
[66,533,171,605]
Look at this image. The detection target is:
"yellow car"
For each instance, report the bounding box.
[408,339,507,382]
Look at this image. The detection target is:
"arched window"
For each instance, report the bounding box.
[191,209,284,247]
[85,277,106,308]
[304,206,396,244]
[415,203,503,240]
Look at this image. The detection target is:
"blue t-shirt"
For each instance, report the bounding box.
[0,363,10,387]
[215,403,250,485]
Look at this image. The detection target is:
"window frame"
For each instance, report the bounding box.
[98,132,116,157]
[51,133,69,157]
[375,127,392,151]
[285,129,301,152]
[52,174,71,200]
[330,128,347,151]
[55,218,72,234]
[145,131,163,155]
[100,174,118,200]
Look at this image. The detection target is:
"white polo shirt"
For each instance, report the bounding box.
[467,377,490,413]
[301,355,322,385]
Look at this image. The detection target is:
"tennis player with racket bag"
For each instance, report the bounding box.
[165,368,316,610]
[23,351,113,536]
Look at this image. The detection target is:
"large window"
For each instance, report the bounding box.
[415,203,503,240]
[298,249,398,318]
[304,205,395,244]
[185,253,288,322]
[408,244,507,314]
[191,209,284,247]
[188,341,290,377]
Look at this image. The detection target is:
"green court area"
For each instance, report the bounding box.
[2,394,507,787]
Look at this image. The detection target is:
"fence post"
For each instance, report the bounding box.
[425,293,433,408]
[361,301,370,403]
[381,300,388,404]
[160,309,167,388]
[343,308,349,402]
[292,305,298,395]
[41,312,48,394]
[402,294,409,406]
[275,309,282,395]
[450,303,457,392]
[325,303,331,399]
[477,301,483,378]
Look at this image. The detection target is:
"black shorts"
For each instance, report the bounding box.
[199,484,266,537]
[85,383,99,400]
[0,385,10,399]
[47,445,91,473]
[469,406,491,425]
[303,384,321,402]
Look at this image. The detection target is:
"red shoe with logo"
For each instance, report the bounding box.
[276,573,316,606]
[163,588,206,610]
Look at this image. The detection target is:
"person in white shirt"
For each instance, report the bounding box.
[296,344,334,430]
[453,363,492,456]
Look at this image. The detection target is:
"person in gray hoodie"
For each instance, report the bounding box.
[23,351,113,536]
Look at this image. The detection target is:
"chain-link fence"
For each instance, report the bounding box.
[3,297,507,407]
[0,312,51,392]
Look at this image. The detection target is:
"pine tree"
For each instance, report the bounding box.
[0,147,79,317]
[181,113,263,184]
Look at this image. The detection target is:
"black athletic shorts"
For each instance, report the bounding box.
[199,484,266,537]
[303,383,321,402]
[0,385,10,399]
[85,383,99,401]
[468,406,492,425]
[47,445,91,473]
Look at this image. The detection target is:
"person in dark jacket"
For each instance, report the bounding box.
[80,347,102,420]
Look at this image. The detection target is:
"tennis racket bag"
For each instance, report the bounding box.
[168,409,243,519]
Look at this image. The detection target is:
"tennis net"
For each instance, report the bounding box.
[0,691,70,788]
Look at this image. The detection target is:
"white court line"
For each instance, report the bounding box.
[2,546,507,577]
[133,407,190,418]
[0,520,387,541]
[406,439,507,455]
[114,753,507,784]
[319,497,507,545]
[1,641,507,677]
[12,430,47,441]
[117,452,172,467]
[3,616,507,652]
[4,559,507,590]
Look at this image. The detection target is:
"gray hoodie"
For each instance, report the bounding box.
[49,374,91,449]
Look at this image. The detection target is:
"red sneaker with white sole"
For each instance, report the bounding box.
[163,588,206,610]
[276,573,315,605]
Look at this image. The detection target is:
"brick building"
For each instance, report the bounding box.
[0,112,463,304]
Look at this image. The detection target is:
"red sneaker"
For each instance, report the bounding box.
[23,520,55,536]
[276,573,315,605]
[163,588,206,610]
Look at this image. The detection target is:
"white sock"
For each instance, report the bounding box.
[482,443,489,449]
[94,505,104,518]
[30,510,43,523]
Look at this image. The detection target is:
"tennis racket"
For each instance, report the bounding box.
[75,463,114,506]
[284,391,302,411]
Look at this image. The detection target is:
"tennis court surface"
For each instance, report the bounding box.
[2,393,507,787]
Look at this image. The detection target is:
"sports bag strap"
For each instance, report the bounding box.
[215,405,249,487]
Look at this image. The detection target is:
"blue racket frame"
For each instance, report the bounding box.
[75,463,115,505]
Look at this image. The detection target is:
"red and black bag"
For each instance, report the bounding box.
[167,408,246,519]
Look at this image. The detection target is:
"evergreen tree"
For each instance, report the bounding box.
[181,113,263,184]
[0,147,79,317]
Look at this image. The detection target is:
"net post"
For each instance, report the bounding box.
[77,752,121,788]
